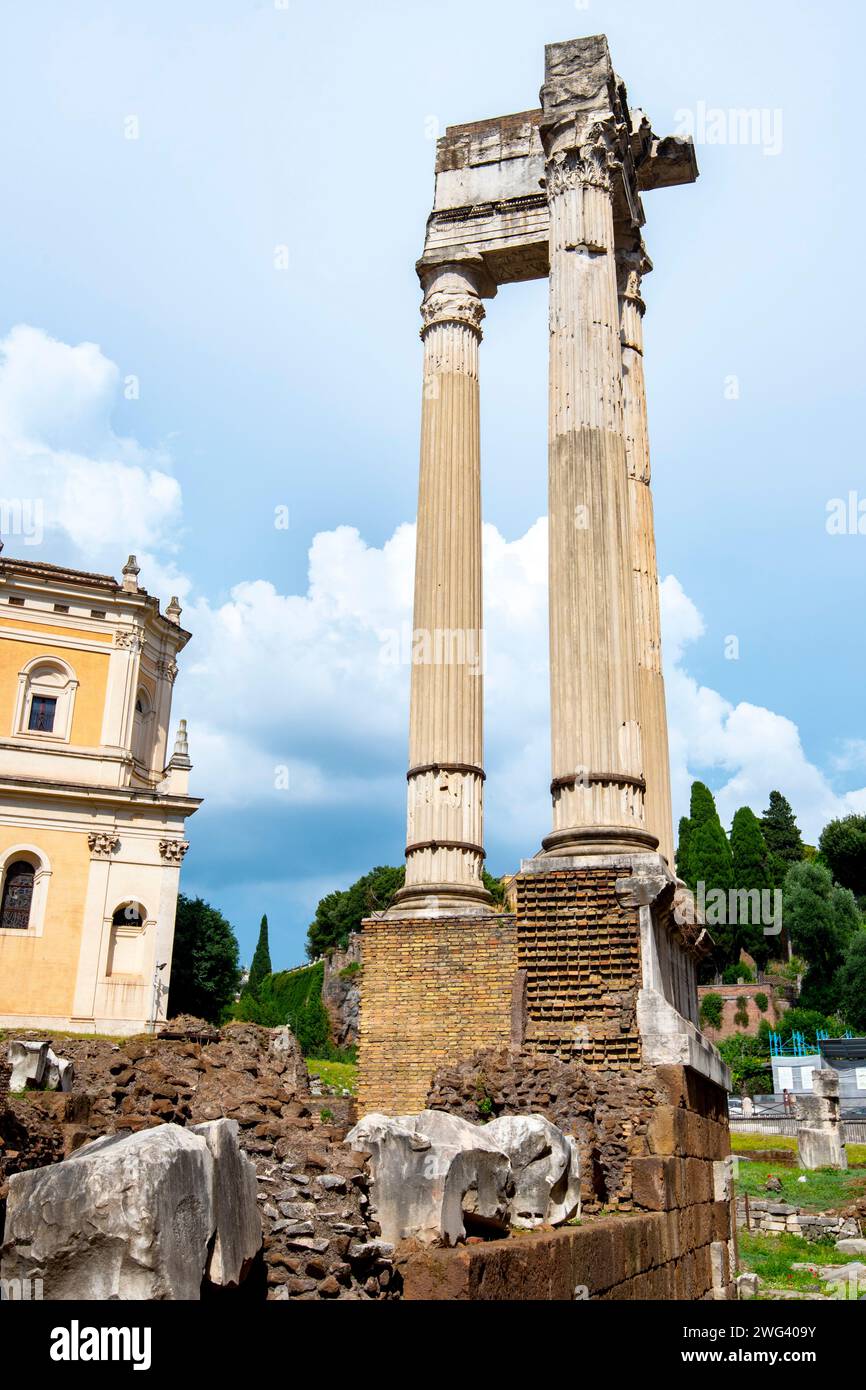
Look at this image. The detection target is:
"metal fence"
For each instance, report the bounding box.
[729,1116,866,1143]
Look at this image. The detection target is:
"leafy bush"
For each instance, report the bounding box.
[734,996,750,1028]
[722,962,754,984]
[754,991,769,1013]
[699,993,724,1031]
[231,962,333,1055]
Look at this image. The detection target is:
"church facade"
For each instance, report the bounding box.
[0,551,200,1034]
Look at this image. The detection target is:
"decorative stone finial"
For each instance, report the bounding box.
[122,554,141,593]
[166,595,182,625]
[168,718,192,770]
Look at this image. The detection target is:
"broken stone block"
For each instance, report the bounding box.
[269,1025,309,1095]
[0,1124,215,1299]
[345,1111,510,1247]
[835,1238,866,1256]
[797,1068,846,1171]
[44,1047,74,1092]
[191,1118,261,1288]
[8,1040,49,1091]
[484,1114,580,1227]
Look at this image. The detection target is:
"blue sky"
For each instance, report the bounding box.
[1,0,864,969]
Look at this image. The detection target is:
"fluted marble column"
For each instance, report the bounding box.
[392,259,494,915]
[617,241,674,868]
[540,123,656,856]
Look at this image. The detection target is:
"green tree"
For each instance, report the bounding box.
[168,894,241,1023]
[717,1033,772,1095]
[818,815,866,900]
[688,782,732,892]
[306,864,508,957]
[675,815,692,885]
[243,914,272,999]
[730,806,773,966]
[684,782,735,963]
[761,791,805,888]
[782,862,859,1014]
[306,866,406,958]
[837,931,866,1032]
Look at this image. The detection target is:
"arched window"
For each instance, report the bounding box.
[14,657,78,741]
[132,687,154,767]
[0,847,51,937]
[0,860,35,930]
[106,900,149,977]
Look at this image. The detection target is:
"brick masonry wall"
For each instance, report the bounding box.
[357,915,518,1115]
[515,868,642,1066]
[697,983,789,1040]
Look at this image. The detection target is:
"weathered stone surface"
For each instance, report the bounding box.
[835,1238,866,1256]
[191,1119,261,1287]
[346,1111,510,1246]
[484,1114,580,1227]
[268,1026,309,1095]
[44,1047,74,1092]
[8,1040,50,1091]
[797,1068,846,1171]
[0,1124,215,1299]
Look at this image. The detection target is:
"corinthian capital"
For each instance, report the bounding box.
[615,240,652,308]
[420,287,486,337]
[543,122,620,198]
[417,258,493,340]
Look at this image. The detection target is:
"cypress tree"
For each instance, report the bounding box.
[688,781,734,965]
[675,815,693,887]
[761,791,805,887]
[244,913,272,999]
[688,781,733,895]
[730,806,773,966]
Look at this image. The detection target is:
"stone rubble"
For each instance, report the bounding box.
[0,1022,396,1300]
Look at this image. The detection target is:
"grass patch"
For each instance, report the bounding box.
[731,1133,866,1167]
[734,1158,866,1212]
[307,1058,357,1095]
[738,1230,848,1296]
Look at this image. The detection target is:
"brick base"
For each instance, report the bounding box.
[357,914,519,1115]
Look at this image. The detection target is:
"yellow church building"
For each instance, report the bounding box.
[0,549,200,1035]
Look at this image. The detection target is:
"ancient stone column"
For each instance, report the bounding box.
[540,121,655,856]
[617,240,675,868]
[392,258,494,915]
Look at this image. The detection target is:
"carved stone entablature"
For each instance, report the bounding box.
[420,290,486,337]
[114,629,141,651]
[156,659,178,684]
[159,839,189,865]
[88,831,120,859]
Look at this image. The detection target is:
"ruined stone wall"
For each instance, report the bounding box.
[358,915,518,1115]
[414,1061,736,1300]
[400,1206,732,1301]
[427,1052,730,1214]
